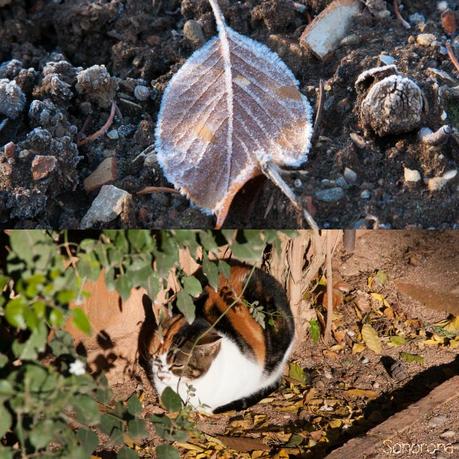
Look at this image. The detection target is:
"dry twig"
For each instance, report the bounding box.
[77,101,117,146]
[393,0,411,29]
[136,186,180,195]
[446,42,459,74]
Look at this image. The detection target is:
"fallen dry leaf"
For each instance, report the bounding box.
[155,0,313,228]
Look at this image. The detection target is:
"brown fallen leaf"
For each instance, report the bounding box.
[214,435,269,452]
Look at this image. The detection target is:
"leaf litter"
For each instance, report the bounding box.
[155,0,315,229]
[96,232,459,458]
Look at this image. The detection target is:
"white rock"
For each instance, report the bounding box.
[379,54,396,65]
[81,185,131,229]
[437,2,449,12]
[344,167,358,184]
[404,167,422,183]
[416,33,436,47]
[426,170,457,191]
[300,0,362,59]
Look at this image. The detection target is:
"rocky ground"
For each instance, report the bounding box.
[0,0,458,229]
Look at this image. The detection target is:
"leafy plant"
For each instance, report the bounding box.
[0,229,284,458]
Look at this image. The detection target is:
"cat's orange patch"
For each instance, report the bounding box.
[204,266,266,365]
[149,315,186,355]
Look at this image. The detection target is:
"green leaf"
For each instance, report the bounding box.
[114,276,131,301]
[218,260,231,279]
[145,273,160,300]
[202,258,219,290]
[76,428,99,454]
[309,319,321,344]
[374,270,388,286]
[0,403,12,438]
[289,362,307,386]
[100,413,123,443]
[25,364,56,393]
[9,230,53,270]
[389,335,406,346]
[5,298,26,329]
[20,321,48,360]
[128,230,152,252]
[30,419,54,450]
[182,276,202,298]
[117,447,139,459]
[127,395,142,415]
[176,291,195,324]
[72,308,91,335]
[72,395,101,425]
[199,232,218,251]
[156,444,180,459]
[49,307,64,328]
[161,387,183,412]
[0,446,13,459]
[127,419,147,439]
[400,352,424,364]
[0,354,7,369]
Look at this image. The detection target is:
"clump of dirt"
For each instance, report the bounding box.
[0,0,458,229]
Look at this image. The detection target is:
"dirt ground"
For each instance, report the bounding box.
[0,1,458,229]
[97,230,459,458]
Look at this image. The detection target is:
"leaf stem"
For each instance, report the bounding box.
[208,0,226,30]
[260,161,319,232]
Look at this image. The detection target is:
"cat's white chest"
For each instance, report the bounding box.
[153,336,265,412]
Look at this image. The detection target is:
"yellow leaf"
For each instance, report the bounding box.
[274,449,290,459]
[175,442,205,452]
[371,293,385,303]
[352,343,365,354]
[252,452,264,459]
[329,419,342,429]
[344,388,378,399]
[444,316,459,333]
[362,323,382,354]
[450,337,459,348]
[304,388,317,402]
[424,335,445,345]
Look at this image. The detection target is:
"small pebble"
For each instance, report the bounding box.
[107,129,119,140]
[360,190,371,199]
[0,79,26,119]
[340,34,360,47]
[335,176,349,189]
[344,167,357,184]
[404,167,421,183]
[409,13,426,25]
[428,415,448,428]
[183,19,205,46]
[416,33,436,47]
[294,178,302,188]
[31,155,57,181]
[134,85,150,101]
[315,187,344,202]
[439,430,456,440]
[379,54,395,65]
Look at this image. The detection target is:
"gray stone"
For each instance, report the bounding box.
[315,187,344,202]
[81,185,131,229]
[343,167,358,184]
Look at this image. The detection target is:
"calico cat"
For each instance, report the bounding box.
[149,263,295,414]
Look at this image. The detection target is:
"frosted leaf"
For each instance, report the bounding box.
[155,0,313,227]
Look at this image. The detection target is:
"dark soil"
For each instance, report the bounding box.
[0,0,458,229]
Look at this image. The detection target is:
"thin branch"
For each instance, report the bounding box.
[324,231,333,344]
[446,42,459,73]
[77,101,117,146]
[136,186,181,195]
[311,79,325,145]
[261,161,319,232]
[393,0,411,29]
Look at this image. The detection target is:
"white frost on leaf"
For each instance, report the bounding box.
[155,0,313,226]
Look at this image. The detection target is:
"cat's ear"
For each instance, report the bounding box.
[196,331,222,357]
